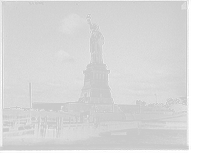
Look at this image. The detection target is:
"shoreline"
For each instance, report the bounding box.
[1,129,188,150]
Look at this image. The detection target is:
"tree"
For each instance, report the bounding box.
[166,98,187,112]
[166,98,174,107]
[136,100,146,106]
[179,97,187,105]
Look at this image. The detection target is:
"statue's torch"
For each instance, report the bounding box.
[87,14,91,24]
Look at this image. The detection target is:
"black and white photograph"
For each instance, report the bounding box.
[1,0,188,150]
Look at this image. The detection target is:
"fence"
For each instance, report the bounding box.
[3,116,98,138]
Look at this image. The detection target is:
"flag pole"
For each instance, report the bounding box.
[29,83,31,123]
[155,94,157,104]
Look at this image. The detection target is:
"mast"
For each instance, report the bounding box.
[29,83,31,110]
[29,83,31,123]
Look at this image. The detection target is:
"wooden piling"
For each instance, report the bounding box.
[56,117,59,138]
[56,117,60,138]
[42,117,48,138]
[31,116,99,138]
[56,117,63,138]
[138,122,140,135]
[58,117,61,138]
[44,116,48,138]
[79,125,84,137]
[53,129,56,138]
[35,116,41,138]
[59,117,63,138]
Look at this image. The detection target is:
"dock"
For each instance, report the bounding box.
[3,108,187,143]
[3,115,187,139]
[3,117,99,139]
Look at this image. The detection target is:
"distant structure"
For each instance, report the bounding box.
[118,105,140,114]
[78,14,113,104]
[32,15,140,121]
[140,106,173,115]
[32,102,96,114]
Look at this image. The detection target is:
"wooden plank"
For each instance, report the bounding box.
[43,116,48,138]
[37,116,42,137]
[3,129,35,138]
[3,117,30,121]
[58,117,60,138]
[56,117,59,138]
[60,117,63,138]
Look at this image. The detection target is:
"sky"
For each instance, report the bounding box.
[3,1,187,107]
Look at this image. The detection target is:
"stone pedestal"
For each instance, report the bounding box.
[79,63,113,104]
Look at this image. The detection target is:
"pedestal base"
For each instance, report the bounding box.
[79,63,113,104]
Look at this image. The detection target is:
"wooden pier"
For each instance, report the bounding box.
[3,116,141,139]
[3,117,100,138]
[35,117,99,138]
[3,108,187,141]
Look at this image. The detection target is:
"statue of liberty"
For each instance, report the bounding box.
[87,14,104,64]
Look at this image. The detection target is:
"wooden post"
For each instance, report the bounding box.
[53,125,55,138]
[56,117,60,138]
[75,124,78,137]
[37,116,41,137]
[45,116,49,137]
[53,118,57,138]
[138,122,140,135]
[29,83,31,123]
[56,117,63,138]
[56,117,59,138]
[45,116,48,138]
[57,117,60,138]
[42,117,47,138]
[60,117,63,138]
[33,117,37,137]
[42,117,46,138]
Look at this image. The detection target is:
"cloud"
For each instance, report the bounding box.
[181,2,187,10]
[58,13,87,36]
[54,50,75,64]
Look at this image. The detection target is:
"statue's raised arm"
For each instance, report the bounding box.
[87,14,93,30]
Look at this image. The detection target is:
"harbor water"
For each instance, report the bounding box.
[1,129,188,150]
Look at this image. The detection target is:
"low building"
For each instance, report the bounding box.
[95,103,123,113]
[95,103,114,113]
[10,106,21,110]
[64,102,96,115]
[32,102,96,114]
[140,106,152,114]
[140,106,173,115]
[32,102,65,111]
[80,111,91,122]
[118,105,140,114]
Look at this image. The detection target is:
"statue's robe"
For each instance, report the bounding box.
[90,30,104,63]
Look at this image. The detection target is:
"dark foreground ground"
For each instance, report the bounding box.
[1,110,188,150]
[1,129,188,150]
